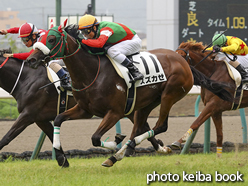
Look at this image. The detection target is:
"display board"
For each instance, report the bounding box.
[179,0,248,45]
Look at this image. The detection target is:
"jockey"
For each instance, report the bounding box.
[207,33,248,84]
[0,23,71,90]
[77,14,144,83]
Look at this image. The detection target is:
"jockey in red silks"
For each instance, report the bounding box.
[0,23,71,90]
[77,14,144,83]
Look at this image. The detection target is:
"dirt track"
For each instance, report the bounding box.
[0,116,245,153]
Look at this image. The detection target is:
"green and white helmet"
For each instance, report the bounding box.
[212,34,227,46]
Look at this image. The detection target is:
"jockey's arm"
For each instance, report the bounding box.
[6,27,20,34]
[81,28,113,48]
[13,49,34,60]
[221,42,239,53]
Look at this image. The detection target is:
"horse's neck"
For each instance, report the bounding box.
[65,41,101,86]
[0,58,44,98]
[193,53,218,77]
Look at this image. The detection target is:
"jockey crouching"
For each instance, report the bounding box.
[77,14,144,83]
[207,33,248,84]
[0,23,71,91]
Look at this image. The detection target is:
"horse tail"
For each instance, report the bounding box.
[189,65,233,102]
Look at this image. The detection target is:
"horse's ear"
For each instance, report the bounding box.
[58,19,68,33]
[50,19,54,29]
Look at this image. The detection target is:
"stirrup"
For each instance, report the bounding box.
[242,79,248,84]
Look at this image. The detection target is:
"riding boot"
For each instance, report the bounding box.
[121,58,144,83]
[60,72,72,91]
[235,64,248,84]
[57,68,72,91]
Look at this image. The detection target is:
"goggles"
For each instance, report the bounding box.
[80,28,92,36]
[21,37,30,43]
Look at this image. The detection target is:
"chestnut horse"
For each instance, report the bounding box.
[0,49,76,166]
[173,41,243,156]
[26,26,232,167]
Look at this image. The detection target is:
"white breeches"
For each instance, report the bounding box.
[215,53,248,67]
[107,34,142,63]
[48,59,65,66]
[48,59,65,73]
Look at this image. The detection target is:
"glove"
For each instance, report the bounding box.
[3,53,13,58]
[213,45,221,53]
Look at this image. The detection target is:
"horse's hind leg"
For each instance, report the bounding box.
[211,112,223,157]
[0,113,34,150]
[36,121,69,167]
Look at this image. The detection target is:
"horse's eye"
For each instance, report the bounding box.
[48,38,55,43]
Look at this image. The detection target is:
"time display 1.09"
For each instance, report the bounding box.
[179,0,248,45]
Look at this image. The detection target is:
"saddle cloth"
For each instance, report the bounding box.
[107,52,167,89]
[46,67,73,96]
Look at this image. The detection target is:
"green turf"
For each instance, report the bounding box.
[0,152,247,186]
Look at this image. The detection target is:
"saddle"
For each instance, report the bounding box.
[107,52,167,115]
[224,61,244,110]
[46,67,73,114]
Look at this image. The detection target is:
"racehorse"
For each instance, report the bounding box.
[26,25,232,167]
[173,41,243,156]
[0,49,77,166]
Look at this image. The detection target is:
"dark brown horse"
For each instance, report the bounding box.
[173,41,243,157]
[26,26,232,167]
[0,50,77,166]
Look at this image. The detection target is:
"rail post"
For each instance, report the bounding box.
[239,108,247,144]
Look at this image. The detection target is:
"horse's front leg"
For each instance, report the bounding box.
[91,110,124,149]
[36,121,69,167]
[53,104,93,167]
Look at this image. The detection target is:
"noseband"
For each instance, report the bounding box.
[177,48,216,78]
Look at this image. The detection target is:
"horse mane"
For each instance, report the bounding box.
[178,41,215,60]
[178,41,206,52]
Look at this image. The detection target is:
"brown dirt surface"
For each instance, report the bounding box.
[0,95,246,154]
[0,95,247,153]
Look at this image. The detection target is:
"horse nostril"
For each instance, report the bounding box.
[29,58,37,63]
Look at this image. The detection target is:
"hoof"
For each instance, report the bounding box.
[216,153,222,158]
[115,133,127,144]
[171,141,182,149]
[102,156,117,167]
[157,139,164,147]
[102,159,114,167]
[57,155,69,168]
[157,146,172,154]
[125,147,135,157]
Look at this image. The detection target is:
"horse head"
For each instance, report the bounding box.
[27,25,69,69]
[176,42,219,74]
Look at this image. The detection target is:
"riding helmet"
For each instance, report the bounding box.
[212,34,227,47]
[19,23,38,38]
[78,14,99,30]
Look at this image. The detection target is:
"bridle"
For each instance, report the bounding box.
[46,29,101,92]
[177,48,217,78]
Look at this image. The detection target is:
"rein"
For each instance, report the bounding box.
[10,61,25,95]
[0,57,25,95]
[0,57,9,68]
[50,32,101,92]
